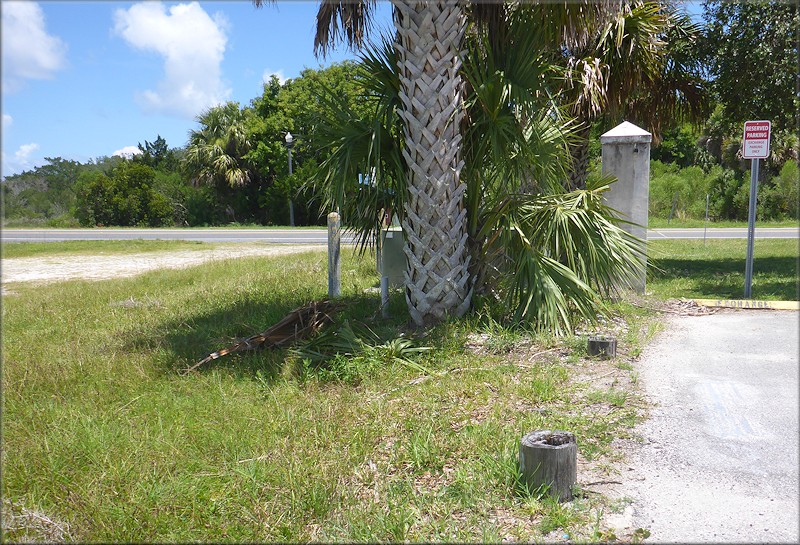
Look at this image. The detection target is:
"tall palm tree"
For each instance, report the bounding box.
[314,22,645,333]
[255,0,619,327]
[558,1,709,190]
[313,0,614,326]
[183,102,254,188]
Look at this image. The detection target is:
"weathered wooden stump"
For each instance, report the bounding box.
[519,430,577,502]
[587,335,616,359]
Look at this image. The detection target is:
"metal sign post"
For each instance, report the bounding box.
[743,159,759,298]
[741,120,771,299]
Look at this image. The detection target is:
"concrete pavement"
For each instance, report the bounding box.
[622,310,799,543]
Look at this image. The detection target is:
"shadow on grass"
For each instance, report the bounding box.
[650,255,799,300]
[129,290,407,381]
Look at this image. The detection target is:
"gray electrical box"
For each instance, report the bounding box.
[380,227,406,288]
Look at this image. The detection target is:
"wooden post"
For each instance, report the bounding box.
[519,430,577,502]
[328,212,341,298]
[587,336,617,359]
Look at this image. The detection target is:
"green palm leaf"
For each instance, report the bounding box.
[483,176,645,332]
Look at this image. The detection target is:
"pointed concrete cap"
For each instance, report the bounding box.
[600,121,652,144]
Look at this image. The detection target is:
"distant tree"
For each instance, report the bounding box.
[136,135,178,171]
[700,1,798,132]
[74,171,116,226]
[74,161,173,227]
[183,102,254,188]
[245,64,365,225]
[1,157,81,222]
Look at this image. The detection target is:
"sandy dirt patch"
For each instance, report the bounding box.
[1,244,326,294]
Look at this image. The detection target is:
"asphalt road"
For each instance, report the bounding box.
[622,310,799,543]
[0,228,347,244]
[2,227,798,244]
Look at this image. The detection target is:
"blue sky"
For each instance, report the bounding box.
[1,0,393,177]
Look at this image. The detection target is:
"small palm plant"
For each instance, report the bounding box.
[292,320,432,381]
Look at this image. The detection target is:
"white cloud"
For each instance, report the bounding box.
[113,2,231,119]
[15,143,39,162]
[2,114,12,128]
[1,1,67,93]
[112,146,143,159]
[262,69,287,86]
[2,142,40,176]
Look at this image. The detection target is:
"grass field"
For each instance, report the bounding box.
[2,245,662,542]
[648,217,799,228]
[648,238,799,301]
[2,238,797,541]
[1,239,215,259]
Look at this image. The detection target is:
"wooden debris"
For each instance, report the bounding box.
[183,300,340,374]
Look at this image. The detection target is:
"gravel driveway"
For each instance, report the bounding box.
[1,244,325,294]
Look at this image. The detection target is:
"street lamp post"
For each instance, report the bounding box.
[285,131,295,227]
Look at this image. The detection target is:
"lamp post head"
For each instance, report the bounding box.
[285,132,293,146]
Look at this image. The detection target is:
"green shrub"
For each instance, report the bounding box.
[708,167,745,220]
[650,161,722,220]
[74,161,175,227]
[775,160,799,219]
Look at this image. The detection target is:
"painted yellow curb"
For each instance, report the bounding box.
[692,298,800,310]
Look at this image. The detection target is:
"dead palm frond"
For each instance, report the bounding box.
[184,300,341,374]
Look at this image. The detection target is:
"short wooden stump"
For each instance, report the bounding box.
[519,430,577,502]
[587,335,616,359]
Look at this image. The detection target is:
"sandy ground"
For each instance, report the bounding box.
[1,244,326,294]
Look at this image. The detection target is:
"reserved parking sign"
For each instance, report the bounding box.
[742,120,771,159]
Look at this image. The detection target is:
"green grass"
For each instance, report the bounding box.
[648,238,799,300]
[2,249,655,542]
[1,239,218,259]
[648,217,798,228]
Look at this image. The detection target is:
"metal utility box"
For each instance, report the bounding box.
[380,227,406,288]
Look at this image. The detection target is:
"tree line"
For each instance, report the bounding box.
[2,60,365,228]
[2,1,795,231]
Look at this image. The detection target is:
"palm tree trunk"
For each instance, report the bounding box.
[393,0,472,326]
[566,124,592,191]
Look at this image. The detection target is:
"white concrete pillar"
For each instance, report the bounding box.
[600,121,651,294]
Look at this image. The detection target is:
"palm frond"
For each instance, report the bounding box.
[293,319,431,374]
[461,14,571,242]
[314,0,377,58]
[481,176,645,332]
[311,36,406,253]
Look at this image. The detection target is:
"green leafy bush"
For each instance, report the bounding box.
[74,162,174,227]
[649,160,720,220]
[775,160,799,219]
[650,159,796,222]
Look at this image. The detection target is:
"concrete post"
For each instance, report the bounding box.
[327,212,341,298]
[600,121,651,294]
